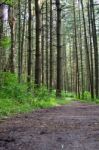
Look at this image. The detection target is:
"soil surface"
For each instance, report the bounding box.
[0,102,99,150]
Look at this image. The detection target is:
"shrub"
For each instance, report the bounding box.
[0,72,17,87]
[83,91,91,101]
[61,91,75,98]
[34,86,56,101]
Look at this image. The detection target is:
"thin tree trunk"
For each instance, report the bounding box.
[50,0,53,90]
[27,0,32,85]
[87,1,94,99]
[90,0,99,98]
[56,0,62,96]
[80,0,91,93]
[0,5,3,71]
[8,6,15,73]
[18,0,21,82]
[35,0,41,86]
[41,4,45,85]
[20,0,27,78]
[73,0,80,98]
[46,0,49,88]
[78,0,84,98]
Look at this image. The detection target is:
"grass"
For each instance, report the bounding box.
[0,97,74,118]
[0,72,74,118]
[0,72,87,118]
[76,91,99,104]
[78,98,99,105]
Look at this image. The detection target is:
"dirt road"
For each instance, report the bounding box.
[0,102,99,150]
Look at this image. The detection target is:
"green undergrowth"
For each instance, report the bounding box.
[79,99,99,105]
[77,91,99,104]
[0,72,74,118]
[1,72,99,118]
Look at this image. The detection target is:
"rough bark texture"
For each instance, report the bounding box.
[27,0,32,84]
[35,0,41,86]
[8,6,15,73]
[90,0,98,98]
[56,0,62,96]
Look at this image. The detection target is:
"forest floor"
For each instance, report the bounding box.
[0,102,99,150]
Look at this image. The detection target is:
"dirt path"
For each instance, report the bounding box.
[0,102,99,150]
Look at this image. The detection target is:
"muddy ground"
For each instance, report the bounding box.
[0,102,99,150]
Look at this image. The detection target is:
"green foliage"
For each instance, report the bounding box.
[1,0,14,6]
[1,72,98,118]
[0,98,57,118]
[0,98,33,117]
[0,72,73,118]
[78,91,94,103]
[0,36,11,49]
[0,72,34,103]
[31,98,56,109]
[34,86,56,101]
[61,91,75,98]
[95,99,99,104]
[83,91,91,101]
[0,72,17,87]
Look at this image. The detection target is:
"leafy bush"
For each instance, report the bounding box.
[34,86,56,101]
[95,99,99,104]
[0,72,17,87]
[61,91,75,98]
[0,72,74,118]
[83,91,91,101]
[0,72,33,103]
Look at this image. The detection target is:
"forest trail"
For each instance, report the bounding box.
[0,102,99,150]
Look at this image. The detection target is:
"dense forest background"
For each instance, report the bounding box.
[0,0,99,103]
[0,1,99,149]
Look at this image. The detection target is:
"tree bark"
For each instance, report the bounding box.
[56,0,62,96]
[35,0,41,86]
[27,0,32,84]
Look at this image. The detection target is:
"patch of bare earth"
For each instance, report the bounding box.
[0,102,99,150]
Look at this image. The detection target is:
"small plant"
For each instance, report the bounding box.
[0,72,74,118]
[83,91,91,101]
[95,99,99,104]
[0,36,11,49]
[61,91,75,98]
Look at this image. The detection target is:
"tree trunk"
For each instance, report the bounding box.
[27,0,32,85]
[46,0,49,88]
[35,0,41,86]
[90,0,99,98]
[56,0,62,96]
[0,5,3,71]
[8,6,15,73]
[50,0,53,90]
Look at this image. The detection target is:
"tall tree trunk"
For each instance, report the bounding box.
[50,0,53,90]
[27,0,32,84]
[41,4,45,85]
[18,0,21,82]
[20,0,27,78]
[87,1,94,99]
[90,0,99,98]
[56,0,62,96]
[46,0,49,88]
[78,0,84,98]
[73,0,80,98]
[80,0,91,93]
[8,6,15,73]
[0,5,3,71]
[35,0,41,86]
